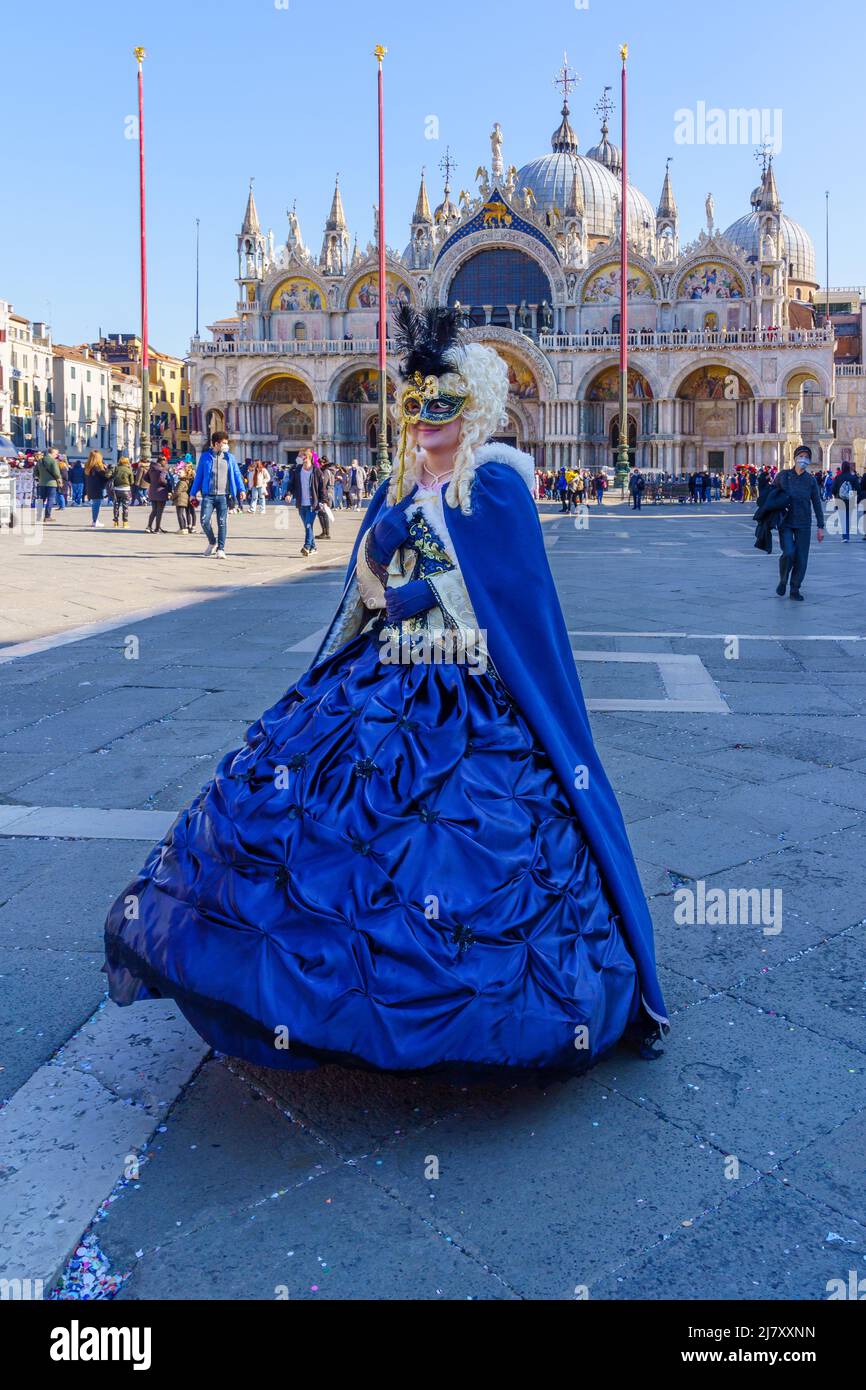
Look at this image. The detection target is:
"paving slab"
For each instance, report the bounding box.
[590,1177,866,1300]
[732,925,866,1054]
[352,1082,745,1300]
[591,996,864,1170]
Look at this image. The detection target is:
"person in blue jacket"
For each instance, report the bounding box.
[190,432,246,558]
[104,308,668,1077]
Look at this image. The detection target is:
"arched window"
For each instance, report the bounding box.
[293,322,307,341]
[611,313,621,335]
[448,249,552,316]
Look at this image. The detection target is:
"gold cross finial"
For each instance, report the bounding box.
[594,86,614,127]
[554,51,580,107]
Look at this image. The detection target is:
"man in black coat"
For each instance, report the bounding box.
[775,446,825,601]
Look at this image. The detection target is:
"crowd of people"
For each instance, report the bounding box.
[2,445,385,552]
[7,444,865,551]
[533,461,866,523]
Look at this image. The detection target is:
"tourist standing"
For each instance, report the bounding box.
[318,457,335,540]
[347,458,363,511]
[629,468,645,510]
[146,457,170,533]
[132,458,148,506]
[172,463,193,532]
[555,466,569,512]
[69,458,85,506]
[333,465,346,510]
[832,460,859,543]
[112,455,134,528]
[594,472,606,505]
[84,450,109,528]
[774,445,825,601]
[36,448,63,521]
[191,431,246,558]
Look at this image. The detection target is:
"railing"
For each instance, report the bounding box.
[540,327,834,351]
[191,337,395,357]
[836,363,865,376]
[191,327,835,359]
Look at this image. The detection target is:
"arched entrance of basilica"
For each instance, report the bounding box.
[251,374,315,466]
[676,365,754,474]
[610,414,638,469]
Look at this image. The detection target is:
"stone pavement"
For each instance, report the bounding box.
[1,495,864,1301]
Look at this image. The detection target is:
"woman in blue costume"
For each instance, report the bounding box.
[104,307,668,1076]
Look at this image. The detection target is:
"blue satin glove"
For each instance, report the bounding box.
[368,489,418,567]
[385,579,436,625]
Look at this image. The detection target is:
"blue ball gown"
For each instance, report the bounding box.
[104,450,668,1075]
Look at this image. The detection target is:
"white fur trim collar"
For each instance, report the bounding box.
[470,443,536,494]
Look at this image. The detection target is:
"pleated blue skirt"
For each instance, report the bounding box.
[104,629,641,1074]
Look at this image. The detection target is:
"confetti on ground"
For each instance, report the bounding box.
[50,1234,131,1301]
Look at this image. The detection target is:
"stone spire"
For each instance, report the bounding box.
[238,178,267,288]
[657,159,677,219]
[761,157,782,213]
[413,169,433,225]
[320,174,350,275]
[325,173,348,231]
[286,201,309,261]
[241,178,260,235]
[655,158,678,263]
[566,156,584,216]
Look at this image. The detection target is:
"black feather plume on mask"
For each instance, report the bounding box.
[394,304,465,381]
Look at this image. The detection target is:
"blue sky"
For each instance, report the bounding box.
[3,0,864,356]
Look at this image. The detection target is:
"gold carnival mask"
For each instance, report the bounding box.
[400,372,468,428]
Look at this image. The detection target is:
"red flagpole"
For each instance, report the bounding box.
[374,45,390,472]
[135,47,150,462]
[616,43,630,484]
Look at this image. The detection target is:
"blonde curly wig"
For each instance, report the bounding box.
[389,342,510,514]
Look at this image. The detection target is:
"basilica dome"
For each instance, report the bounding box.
[514,101,655,243]
[723,161,817,284]
[723,211,816,284]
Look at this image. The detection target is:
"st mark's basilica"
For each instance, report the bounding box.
[188,69,837,477]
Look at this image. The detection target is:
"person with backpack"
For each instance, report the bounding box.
[832,460,860,543]
[112,455,134,528]
[35,448,63,521]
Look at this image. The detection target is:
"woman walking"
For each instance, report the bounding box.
[84,450,110,528]
[146,457,170,533]
[247,461,271,515]
[112,455,134,528]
